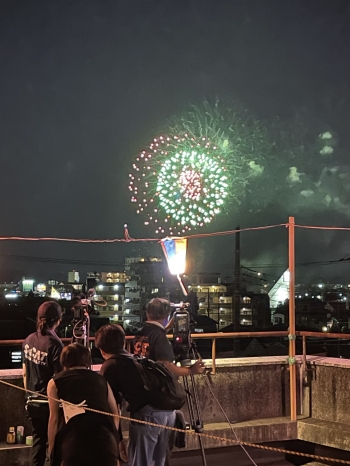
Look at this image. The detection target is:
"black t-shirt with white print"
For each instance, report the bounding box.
[22,330,63,399]
[133,322,175,362]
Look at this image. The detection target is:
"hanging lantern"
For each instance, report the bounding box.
[161,237,187,275]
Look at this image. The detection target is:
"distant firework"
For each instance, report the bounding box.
[129,134,230,235]
[129,101,268,235]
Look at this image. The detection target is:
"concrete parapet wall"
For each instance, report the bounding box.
[304,357,350,424]
[0,357,293,442]
[299,356,350,452]
[4,355,350,463]
[4,355,350,456]
[0,376,31,443]
[190,364,291,424]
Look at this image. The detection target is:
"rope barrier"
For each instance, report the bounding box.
[1,222,350,243]
[181,224,288,239]
[295,224,350,231]
[0,223,350,244]
[1,378,350,464]
[0,223,287,243]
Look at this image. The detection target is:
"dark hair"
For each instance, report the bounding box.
[60,343,91,369]
[146,298,170,320]
[37,301,62,336]
[95,324,125,354]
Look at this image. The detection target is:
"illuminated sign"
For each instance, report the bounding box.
[22,279,34,293]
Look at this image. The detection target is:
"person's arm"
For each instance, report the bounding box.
[107,382,120,432]
[47,379,60,456]
[164,316,174,333]
[152,330,205,376]
[51,343,63,375]
[22,363,27,390]
[159,359,205,377]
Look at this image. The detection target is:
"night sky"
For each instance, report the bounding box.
[1,0,350,283]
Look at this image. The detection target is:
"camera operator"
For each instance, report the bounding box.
[133,297,205,377]
[133,298,205,466]
[68,296,82,318]
[22,301,63,466]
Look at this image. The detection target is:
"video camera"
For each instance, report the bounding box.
[72,289,96,322]
[171,302,192,362]
[71,289,96,346]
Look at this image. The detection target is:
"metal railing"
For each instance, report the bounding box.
[2,330,349,374]
[2,329,350,422]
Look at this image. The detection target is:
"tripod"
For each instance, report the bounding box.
[179,341,207,466]
[70,289,107,347]
[71,307,90,347]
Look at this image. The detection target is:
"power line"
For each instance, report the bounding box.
[0,253,126,267]
[245,259,350,269]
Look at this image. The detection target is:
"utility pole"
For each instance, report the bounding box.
[233,226,241,355]
[207,288,210,318]
[288,216,297,421]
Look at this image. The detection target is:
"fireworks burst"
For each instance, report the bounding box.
[129,101,269,235]
[129,134,230,235]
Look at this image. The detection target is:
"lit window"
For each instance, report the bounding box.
[114,294,119,300]
[11,351,22,363]
[114,284,119,290]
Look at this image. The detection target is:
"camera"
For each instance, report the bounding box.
[171,302,192,362]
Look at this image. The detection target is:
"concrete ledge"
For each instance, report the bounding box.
[0,442,31,466]
[180,417,297,451]
[0,418,297,466]
[298,418,350,453]
[0,356,292,380]
[2,355,350,381]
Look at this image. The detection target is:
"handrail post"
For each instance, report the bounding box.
[211,337,216,375]
[302,335,306,373]
[288,216,297,421]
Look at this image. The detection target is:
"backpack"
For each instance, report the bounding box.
[133,357,187,411]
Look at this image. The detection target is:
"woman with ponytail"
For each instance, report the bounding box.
[22,301,63,466]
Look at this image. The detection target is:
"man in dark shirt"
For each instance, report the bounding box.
[134,298,205,466]
[23,301,63,466]
[134,298,204,376]
[95,324,175,466]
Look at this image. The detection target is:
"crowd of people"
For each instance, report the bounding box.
[22,297,205,466]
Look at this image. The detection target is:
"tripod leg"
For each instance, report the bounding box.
[189,374,204,432]
[182,376,196,430]
[183,374,207,466]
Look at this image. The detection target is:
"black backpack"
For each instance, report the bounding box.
[133,357,187,411]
